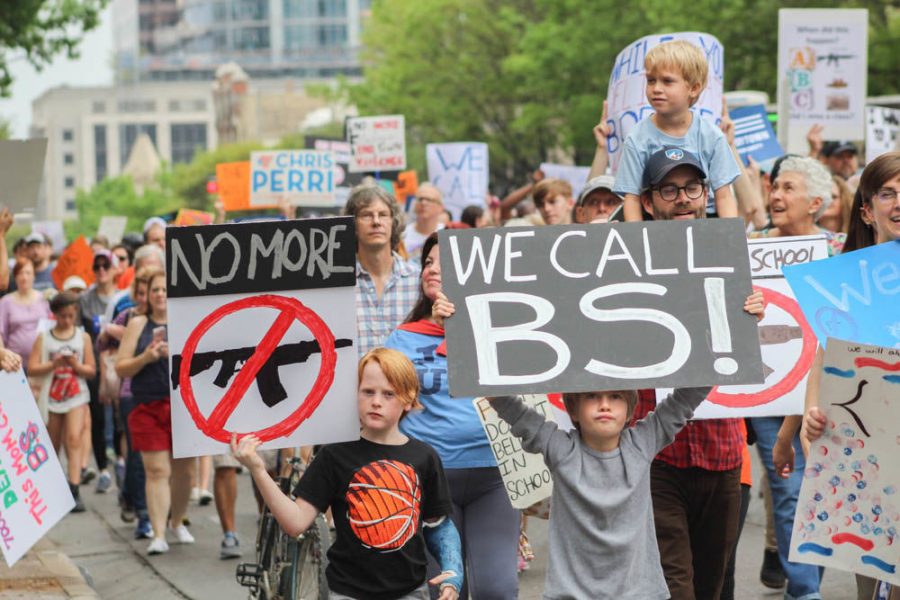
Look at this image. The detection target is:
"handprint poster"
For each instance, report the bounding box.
[789,338,900,584]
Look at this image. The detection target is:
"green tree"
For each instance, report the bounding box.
[0,0,108,97]
[0,116,11,139]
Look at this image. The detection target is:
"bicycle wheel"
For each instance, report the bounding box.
[281,514,330,600]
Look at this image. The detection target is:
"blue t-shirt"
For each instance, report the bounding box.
[613,113,741,213]
[385,327,495,469]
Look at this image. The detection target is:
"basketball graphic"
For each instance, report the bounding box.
[347,460,421,551]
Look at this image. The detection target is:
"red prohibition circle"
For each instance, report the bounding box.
[179,294,337,443]
[706,286,816,408]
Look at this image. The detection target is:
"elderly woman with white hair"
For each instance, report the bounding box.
[744,154,840,600]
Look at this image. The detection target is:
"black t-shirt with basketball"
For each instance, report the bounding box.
[294,437,452,600]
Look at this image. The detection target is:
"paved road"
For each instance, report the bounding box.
[46,457,859,599]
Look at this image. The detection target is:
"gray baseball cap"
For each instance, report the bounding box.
[577,175,619,206]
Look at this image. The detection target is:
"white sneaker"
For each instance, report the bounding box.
[147,538,169,555]
[170,524,195,544]
[189,487,200,502]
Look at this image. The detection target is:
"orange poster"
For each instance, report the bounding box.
[174,209,214,226]
[51,236,95,291]
[393,170,419,207]
[215,161,277,211]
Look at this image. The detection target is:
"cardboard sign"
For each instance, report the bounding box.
[305,136,365,206]
[691,235,828,419]
[0,139,47,214]
[174,209,214,227]
[474,395,554,510]
[166,217,359,458]
[31,221,66,255]
[539,163,590,197]
[729,104,784,170]
[216,161,272,211]
[0,370,75,566]
[783,241,900,349]
[426,143,489,220]
[346,115,406,173]
[866,106,900,165]
[777,9,869,154]
[439,219,763,397]
[789,338,900,585]
[250,150,336,207]
[97,216,128,245]
[51,236,95,291]
[605,32,724,174]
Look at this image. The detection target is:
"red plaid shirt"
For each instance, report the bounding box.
[633,389,743,471]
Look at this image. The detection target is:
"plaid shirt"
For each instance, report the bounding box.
[355,253,420,358]
[633,389,744,471]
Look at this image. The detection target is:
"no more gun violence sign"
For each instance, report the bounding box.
[166,217,360,458]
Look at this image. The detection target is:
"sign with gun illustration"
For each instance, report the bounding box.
[675,235,830,419]
[166,217,359,458]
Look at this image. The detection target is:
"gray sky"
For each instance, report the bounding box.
[0,6,113,138]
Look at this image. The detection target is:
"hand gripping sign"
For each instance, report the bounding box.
[166,217,359,458]
[440,219,764,397]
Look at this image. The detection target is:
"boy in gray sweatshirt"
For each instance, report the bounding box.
[487,386,712,600]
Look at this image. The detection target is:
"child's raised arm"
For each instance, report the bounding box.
[485,396,573,468]
[231,433,319,538]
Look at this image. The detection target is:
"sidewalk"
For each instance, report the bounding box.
[0,538,97,599]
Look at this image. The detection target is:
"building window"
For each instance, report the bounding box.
[283,0,314,19]
[117,99,156,113]
[94,125,107,181]
[65,199,77,212]
[65,176,75,188]
[64,153,74,165]
[92,101,106,114]
[170,123,207,164]
[62,129,74,142]
[285,24,315,51]
[232,0,268,20]
[119,123,157,166]
[318,0,346,17]
[318,24,347,47]
[233,26,270,50]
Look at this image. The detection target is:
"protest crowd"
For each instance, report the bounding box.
[2,33,899,600]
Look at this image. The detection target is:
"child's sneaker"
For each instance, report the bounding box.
[147,538,169,555]
[220,533,242,559]
[198,490,214,506]
[95,471,112,494]
[170,524,195,544]
[189,486,200,503]
[134,517,153,540]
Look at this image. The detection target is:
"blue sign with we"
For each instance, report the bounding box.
[784,241,900,349]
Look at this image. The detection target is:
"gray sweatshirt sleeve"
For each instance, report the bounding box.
[489,396,576,470]
[630,386,713,459]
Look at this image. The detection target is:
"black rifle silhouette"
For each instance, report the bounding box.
[817,53,854,67]
[171,339,353,407]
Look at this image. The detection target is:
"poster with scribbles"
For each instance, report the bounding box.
[789,338,900,584]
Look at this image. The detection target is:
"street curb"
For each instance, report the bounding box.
[35,547,99,599]
[0,539,98,599]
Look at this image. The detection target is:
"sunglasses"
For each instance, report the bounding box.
[114,254,128,262]
[93,262,112,272]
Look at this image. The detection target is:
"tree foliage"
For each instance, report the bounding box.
[352,0,899,190]
[0,0,108,97]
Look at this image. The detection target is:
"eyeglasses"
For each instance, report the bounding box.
[873,188,899,205]
[415,196,441,205]
[652,181,706,202]
[357,212,391,223]
[93,263,111,272]
[114,254,128,262]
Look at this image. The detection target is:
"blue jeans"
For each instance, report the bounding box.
[751,416,824,600]
[119,396,147,517]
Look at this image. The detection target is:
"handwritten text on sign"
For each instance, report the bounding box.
[440,219,763,397]
[250,150,335,207]
[0,371,74,566]
[346,115,406,173]
[606,32,724,173]
[426,143,489,220]
[474,395,553,509]
[789,338,900,585]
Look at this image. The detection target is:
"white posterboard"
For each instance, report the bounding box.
[606,32,724,174]
[426,143,489,220]
[866,106,900,165]
[539,163,591,196]
[663,235,829,419]
[97,216,129,245]
[31,221,66,255]
[249,150,336,207]
[0,139,47,214]
[777,9,869,154]
[346,115,406,173]
[473,395,553,510]
[789,338,900,585]
[0,371,75,566]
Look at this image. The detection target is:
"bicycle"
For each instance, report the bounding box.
[237,451,331,600]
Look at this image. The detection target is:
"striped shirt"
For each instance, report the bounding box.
[355,253,420,357]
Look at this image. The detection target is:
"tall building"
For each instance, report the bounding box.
[112,0,370,83]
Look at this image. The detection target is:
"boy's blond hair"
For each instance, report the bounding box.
[358,348,423,419]
[533,179,573,208]
[644,40,708,106]
[562,391,639,432]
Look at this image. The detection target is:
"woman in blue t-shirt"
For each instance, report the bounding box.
[386,233,519,600]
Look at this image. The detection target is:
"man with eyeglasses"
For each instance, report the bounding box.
[403,183,445,259]
[80,248,122,494]
[632,147,745,600]
[343,185,420,357]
